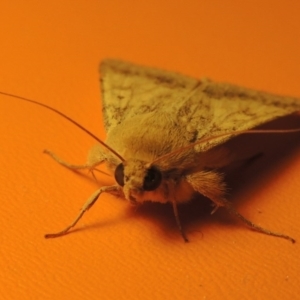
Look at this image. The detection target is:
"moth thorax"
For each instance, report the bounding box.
[114,159,162,195]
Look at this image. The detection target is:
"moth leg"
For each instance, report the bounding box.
[186,171,295,243]
[221,152,264,175]
[234,152,263,170]
[44,149,94,170]
[45,185,119,238]
[244,152,264,166]
[210,204,219,215]
[172,199,189,243]
[224,204,295,243]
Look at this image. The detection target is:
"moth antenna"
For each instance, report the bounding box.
[152,128,300,165]
[0,91,124,162]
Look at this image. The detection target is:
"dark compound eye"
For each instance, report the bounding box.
[114,163,125,186]
[143,166,162,191]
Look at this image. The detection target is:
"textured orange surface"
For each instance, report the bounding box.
[0,1,300,299]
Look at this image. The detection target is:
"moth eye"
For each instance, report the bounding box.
[143,166,162,191]
[114,163,125,186]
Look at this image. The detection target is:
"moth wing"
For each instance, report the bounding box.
[186,80,300,151]
[100,59,200,133]
[100,59,300,153]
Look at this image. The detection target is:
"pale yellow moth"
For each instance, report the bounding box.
[2,60,300,242]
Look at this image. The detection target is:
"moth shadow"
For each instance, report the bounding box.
[128,196,216,242]
[127,114,300,242]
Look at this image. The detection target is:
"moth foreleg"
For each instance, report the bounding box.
[186,171,295,243]
[45,185,119,238]
[186,171,227,208]
[44,149,94,170]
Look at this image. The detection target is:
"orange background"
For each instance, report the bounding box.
[0,1,300,299]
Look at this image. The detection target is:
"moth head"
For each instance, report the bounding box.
[114,159,162,202]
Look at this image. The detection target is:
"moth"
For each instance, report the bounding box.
[3,60,300,242]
